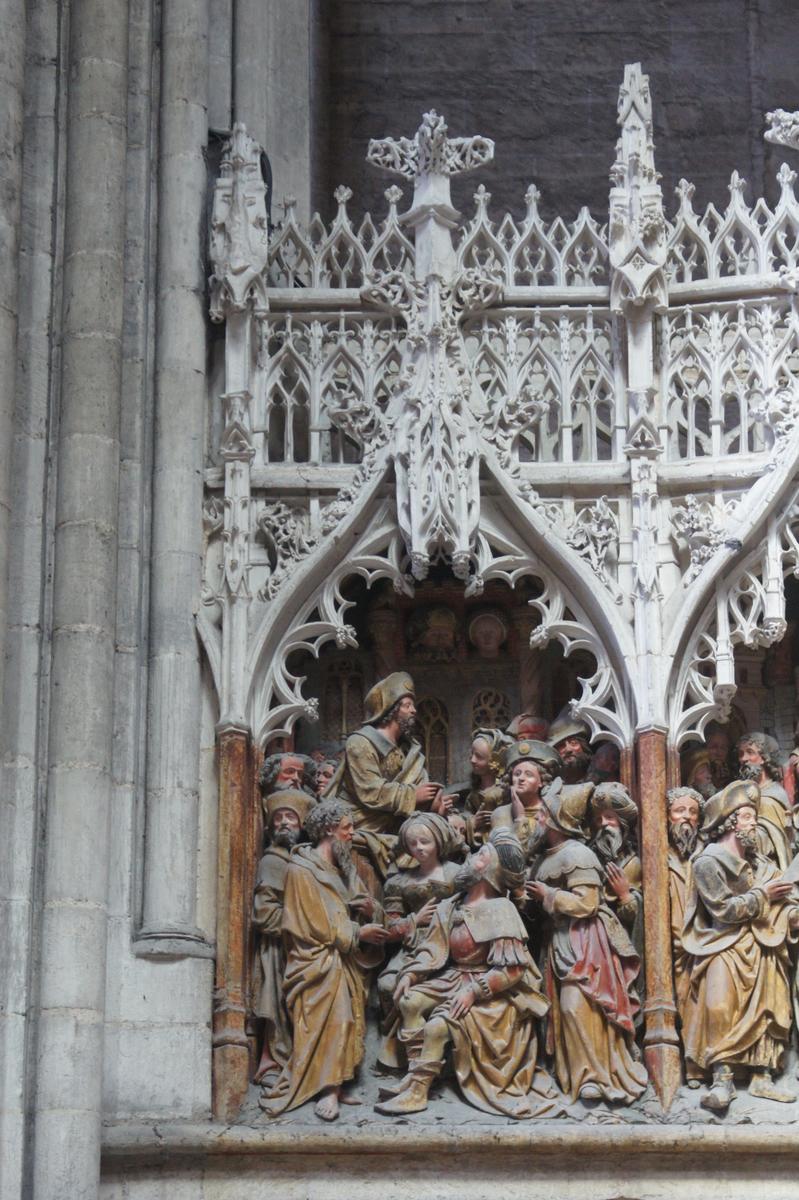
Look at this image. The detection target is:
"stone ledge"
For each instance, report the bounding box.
[101,1119,799,1163]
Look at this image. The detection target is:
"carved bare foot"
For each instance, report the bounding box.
[339,1090,363,1106]
[314,1087,341,1121]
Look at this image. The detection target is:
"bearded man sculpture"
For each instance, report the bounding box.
[548,712,593,786]
[665,786,703,1036]
[682,781,799,1112]
[326,673,444,888]
[737,732,792,868]
[251,788,314,1085]
[526,783,648,1104]
[260,799,389,1121]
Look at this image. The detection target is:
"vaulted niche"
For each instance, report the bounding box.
[284,573,602,785]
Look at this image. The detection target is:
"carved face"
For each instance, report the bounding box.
[404,822,440,869]
[592,808,622,833]
[556,735,591,767]
[469,613,507,658]
[277,755,305,787]
[271,807,302,835]
[470,736,493,777]
[668,794,700,830]
[332,815,354,846]
[511,760,542,805]
[590,742,620,778]
[738,741,764,772]
[689,761,715,797]
[315,761,336,794]
[706,730,731,764]
[395,695,417,736]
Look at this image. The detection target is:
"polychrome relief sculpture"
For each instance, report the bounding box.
[206,58,799,1130]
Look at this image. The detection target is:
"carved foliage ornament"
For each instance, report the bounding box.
[367,110,495,180]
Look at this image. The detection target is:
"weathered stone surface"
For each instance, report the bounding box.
[321,0,799,221]
[99,1121,799,1200]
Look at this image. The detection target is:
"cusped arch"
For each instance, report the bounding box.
[241,459,637,750]
[668,487,799,747]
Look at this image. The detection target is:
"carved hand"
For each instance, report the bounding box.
[393,974,415,1003]
[474,808,493,831]
[605,862,632,903]
[525,880,547,904]
[449,986,477,1019]
[415,782,441,807]
[359,923,391,945]
[415,897,438,927]
[510,788,526,822]
[431,791,453,816]
[764,879,795,903]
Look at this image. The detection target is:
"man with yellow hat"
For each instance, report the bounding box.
[682,780,799,1112]
[325,672,445,888]
[525,780,648,1105]
[252,787,315,1085]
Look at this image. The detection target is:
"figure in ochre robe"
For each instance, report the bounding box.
[325,673,445,887]
[664,785,704,1086]
[251,787,315,1084]
[260,799,389,1122]
[681,781,799,1112]
[526,783,647,1105]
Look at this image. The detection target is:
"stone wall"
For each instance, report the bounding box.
[320,0,798,222]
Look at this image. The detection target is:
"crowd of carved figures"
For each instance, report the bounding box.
[251,671,799,1121]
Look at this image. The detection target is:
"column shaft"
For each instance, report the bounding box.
[636,728,681,1112]
[32,0,128,1193]
[213,724,252,1120]
[0,0,26,709]
[137,0,212,957]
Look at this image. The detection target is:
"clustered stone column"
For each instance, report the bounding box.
[32,0,129,1193]
[137,0,213,959]
[0,0,26,715]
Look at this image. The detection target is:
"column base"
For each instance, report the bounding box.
[133,926,215,959]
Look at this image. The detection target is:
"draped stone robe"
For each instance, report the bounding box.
[681,843,798,1074]
[252,844,292,1067]
[376,861,461,1068]
[667,847,694,1024]
[530,840,648,1104]
[331,725,428,882]
[395,894,557,1118]
[261,846,374,1115]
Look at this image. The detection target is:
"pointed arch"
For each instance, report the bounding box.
[668,483,799,746]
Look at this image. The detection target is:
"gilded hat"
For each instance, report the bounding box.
[700,780,760,837]
[502,738,562,777]
[548,710,591,749]
[363,672,415,725]
[589,781,638,829]
[264,787,315,827]
[542,780,595,838]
